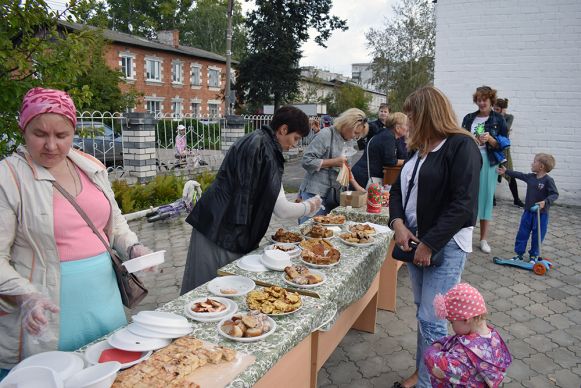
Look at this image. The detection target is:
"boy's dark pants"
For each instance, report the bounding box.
[515,209,549,257]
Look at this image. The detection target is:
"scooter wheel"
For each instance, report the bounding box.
[533,262,547,275]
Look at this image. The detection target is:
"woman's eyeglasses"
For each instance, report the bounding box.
[358,117,368,124]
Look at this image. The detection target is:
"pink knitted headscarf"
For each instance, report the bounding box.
[434,283,487,321]
[19,87,77,131]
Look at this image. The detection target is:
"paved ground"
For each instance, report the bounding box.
[128,197,581,387]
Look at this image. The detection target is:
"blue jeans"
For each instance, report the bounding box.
[0,369,9,382]
[406,239,467,388]
[515,210,549,257]
[297,190,331,224]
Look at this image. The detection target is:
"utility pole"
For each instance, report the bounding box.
[225,0,233,115]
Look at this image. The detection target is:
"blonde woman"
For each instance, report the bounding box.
[298,108,369,223]
[351,112,408,189]
[389,86,481,388]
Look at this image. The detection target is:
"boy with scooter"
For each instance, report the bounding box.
[497,153,559,266]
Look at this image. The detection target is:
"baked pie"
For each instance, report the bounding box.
[284,265,323,285]
[246,286,302,314]
[313,214,346,225]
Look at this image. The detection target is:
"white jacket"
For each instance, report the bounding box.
[0,147,138,368]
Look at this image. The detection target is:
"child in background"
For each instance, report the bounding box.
[424,283,512,387]
[175,124,187,157]
[497,153,559,261]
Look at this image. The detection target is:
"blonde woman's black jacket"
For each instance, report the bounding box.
[388,134,482,253]
[186,125,284,253]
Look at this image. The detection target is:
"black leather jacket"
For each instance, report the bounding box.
[389,134,482,253]
[461,110,508,166]
[186,126,284,253]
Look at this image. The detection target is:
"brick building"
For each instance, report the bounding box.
[65,22,228,117]
[433,0,581,206]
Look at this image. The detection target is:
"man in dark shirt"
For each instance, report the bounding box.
[357,103,389,150]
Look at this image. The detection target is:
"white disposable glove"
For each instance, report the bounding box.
[129,244,160,273]
[15,293,60,337]
[304,195,323,217]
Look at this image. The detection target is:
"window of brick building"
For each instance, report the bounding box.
[208,69,220,88]
[172,61,183,84]
[172,100,183,118]
[146,59,161,81]
[191,102,201,116]
[146,100,162,116]
[191,65,201,86]
[121,56,133,79]
[208,103,219,116]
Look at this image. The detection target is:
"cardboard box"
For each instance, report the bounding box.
[340,191,367,208]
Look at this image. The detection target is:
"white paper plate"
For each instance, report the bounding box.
[184,297,237,319]
[3,366,63,388]
[338,236,376,247]
[64,361,120,388]
[13,351,84,382]
[299,256,340,268]
[122,250,165,273]
[107,328,171,352]
[237,254,268,272]
[260,258,292,272]
[263,244,301,259]
[207,275,256,297]
[84,339,152,369]
[127,322,192,339]
[216,314,276,343]
[132,311,191,329]
[282,269,326,289]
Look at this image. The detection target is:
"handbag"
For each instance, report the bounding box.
[391,156,422,263]
[325,128,341,209]
[365,136,383,189]
[52,181,148,308]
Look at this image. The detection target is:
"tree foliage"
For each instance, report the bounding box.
[323,83,371,117]
[180,0,247,61]
[236,0,347,110]
[365,0,435,111]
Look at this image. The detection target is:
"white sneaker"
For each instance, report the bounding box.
[480,240,491,254]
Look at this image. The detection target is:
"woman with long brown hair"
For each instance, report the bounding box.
[389,86,481,388]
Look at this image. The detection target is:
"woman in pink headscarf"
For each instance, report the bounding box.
[0,87,152,374]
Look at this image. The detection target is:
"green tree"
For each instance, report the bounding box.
[180,0,247,61]
[105,0,194,39]
[325,83,371,116]
[365,0,435,111]
[74,40,141,112]
[0,0,101,156]
[236,0,347,110]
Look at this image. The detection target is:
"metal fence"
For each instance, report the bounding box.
[74,112,317,174]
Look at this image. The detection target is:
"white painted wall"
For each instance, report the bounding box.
[434,0,581,206]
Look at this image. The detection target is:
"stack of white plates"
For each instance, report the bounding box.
[183,296,238,323]
[123,311,193,344]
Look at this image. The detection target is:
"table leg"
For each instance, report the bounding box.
[377,239,404,312]
[254,334,312,388]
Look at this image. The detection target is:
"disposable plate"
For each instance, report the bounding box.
[237,254,268,272]
[216,314,276,343]
[107,328,171,352]
[207,275,255,297]
[84,339,152,369]
[13,351,84,382]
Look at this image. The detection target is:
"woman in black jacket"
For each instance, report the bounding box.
[180,106,321,294]
[389,86,481,388]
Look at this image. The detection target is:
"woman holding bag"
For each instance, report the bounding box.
[351,112,408,189]
[298,108,369,224]
[0,88,152,375]
[388,86,481,388]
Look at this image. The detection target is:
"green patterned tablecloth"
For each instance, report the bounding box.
[219,231,392,315]
[331,205,391,225]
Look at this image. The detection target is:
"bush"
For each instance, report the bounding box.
[112,175,185,214]
[111,172,217,214]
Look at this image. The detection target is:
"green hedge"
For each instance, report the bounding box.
[112,172,216,214]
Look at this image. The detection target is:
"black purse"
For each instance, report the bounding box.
[324,128,341,209]
[392,156,421,263]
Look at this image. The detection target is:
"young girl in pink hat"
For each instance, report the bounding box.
[424,283,512,387]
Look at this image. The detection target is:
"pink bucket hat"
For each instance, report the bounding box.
[19,87,77,131]
[434,283,487,321]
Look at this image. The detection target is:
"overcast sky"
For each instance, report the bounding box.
[242,0,396,77]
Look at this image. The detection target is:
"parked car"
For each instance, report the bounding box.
[73,121,123,166]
